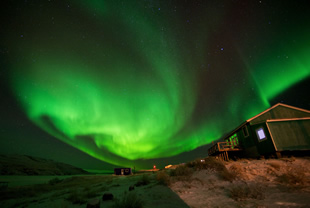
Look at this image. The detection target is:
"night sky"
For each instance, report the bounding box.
[1,0,309,170]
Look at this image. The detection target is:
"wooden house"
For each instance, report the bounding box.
[114,168,132,175]
[208,103,310,160]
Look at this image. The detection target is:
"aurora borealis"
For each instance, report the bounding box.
[1,0,309,169]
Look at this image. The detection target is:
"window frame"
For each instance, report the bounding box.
[255,127,267,142]
[242,125,249,138]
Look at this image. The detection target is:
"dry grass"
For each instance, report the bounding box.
[171,157,237,182]
[66,190,87,204]
[156,171,171,186]
[113,192,144,208]
[186,158,208,170]
[162,157,240,189]
[186,157,226,171]
[279,156,296,162]
[204,157,227,171]
[228,163,244,178]
[0,176,110,201]
[169,165,194,183]
[277,166,307,186]
[170,157,310,208]
[65,186,100,204]
[218,167,236,182]
[229,182,265,201]
[192,177,204,185]
[267,161,281,170]
[170,165,193,177]
[135,174,151,187]
[0,183,51,201]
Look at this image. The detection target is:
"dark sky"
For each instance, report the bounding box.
[0,0,309,170]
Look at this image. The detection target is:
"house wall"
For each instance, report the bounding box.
[218,104,310,158]
[267,119,310,151]
[250,105,310,124]
[236,123,259,157]
[249,123,276,155]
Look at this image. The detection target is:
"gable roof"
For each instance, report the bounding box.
[246,103,310,122]
[222,103,310,139]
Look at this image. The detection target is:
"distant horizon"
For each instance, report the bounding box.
[83,169,114,174]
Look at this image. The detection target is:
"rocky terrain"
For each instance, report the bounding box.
[1,156,310,207]
[169,157,310,208]
[0,154,89,175]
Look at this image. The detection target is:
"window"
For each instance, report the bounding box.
[227,133,239,148]
[256,127,266,141]
[242,126,249,137]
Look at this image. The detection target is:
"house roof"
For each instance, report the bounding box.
[246,103,310,122]
[266,117,310,123]
[222,103,310,139]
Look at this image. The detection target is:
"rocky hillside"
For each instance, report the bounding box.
[168,157,310,208]
[0,154,89,175]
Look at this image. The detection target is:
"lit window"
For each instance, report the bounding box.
[256,127,266,140]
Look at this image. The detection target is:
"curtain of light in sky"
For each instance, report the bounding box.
[6,1,310,168]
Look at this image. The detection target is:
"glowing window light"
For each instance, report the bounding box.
[256,127,266,140]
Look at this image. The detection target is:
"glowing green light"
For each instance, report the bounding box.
[254,55,310,100]
[11,56,198,166]
[5,1,310,168]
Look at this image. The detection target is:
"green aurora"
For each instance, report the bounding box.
[3,1,310,168]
